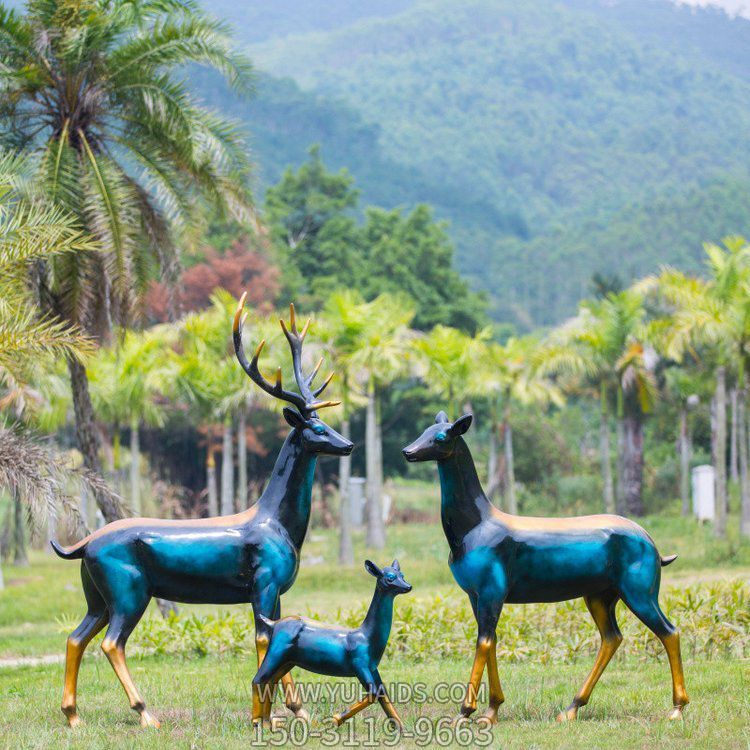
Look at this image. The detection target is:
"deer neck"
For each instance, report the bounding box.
[438,438,494,551]
[361,586,395,663]
[257,430,316,549]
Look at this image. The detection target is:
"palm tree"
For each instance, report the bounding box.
[88,326,174,514]
[474,336,564,513]
[323,291,414,549]
[646,238,750,538]
[0,147,98,588]
[0,0,254,523]
[545,289,653,516]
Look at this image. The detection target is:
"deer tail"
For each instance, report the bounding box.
[660,553,678,567]
[50,538,88,560]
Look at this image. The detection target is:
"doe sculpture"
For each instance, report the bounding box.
[253,560,411,728]
[51,295,352,729]
[403,411,688,725]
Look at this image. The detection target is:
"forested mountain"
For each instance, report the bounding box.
[206,1,750,325]
[3,0,749,324]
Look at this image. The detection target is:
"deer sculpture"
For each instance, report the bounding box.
[51,295,353,729]
[403,411,688,725]
[253,559,412,727]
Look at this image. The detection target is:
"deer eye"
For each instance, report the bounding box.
[385,572,396,581]
[311,424,326,435]
[435,432,447,442]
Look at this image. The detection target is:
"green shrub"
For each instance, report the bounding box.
[132,580,749,664]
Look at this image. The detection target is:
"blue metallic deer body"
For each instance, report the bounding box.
[253,560,411,727]
[403,412,689,724]
[51,297,352,729]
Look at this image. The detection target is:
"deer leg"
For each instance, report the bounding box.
[458,599,502,721]
[251,585,279,726]
[558,591,622,722]
[101,603,156,728]
[373,668,404,729]
[61,564,108,727]
[620,586,689,720]
[333,668,378,726]
[271,599,306,720]
[481,637,505,725]
[62,610,108,726]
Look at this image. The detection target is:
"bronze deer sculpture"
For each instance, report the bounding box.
[403,412,688,724]
[51,295,352,729]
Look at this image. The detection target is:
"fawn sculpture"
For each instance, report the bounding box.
[253,559,411,728]
[403,412,688,724]
[51,295,352,729]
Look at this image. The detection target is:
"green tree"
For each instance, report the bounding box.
[545,289,655,516]
[0,147,95,587]
[475,336,563,513]
[265,145,360,305]
[359,205,486,332]
[88,326,175,514]
[324,291,415,549]
[648,237,750,538]
[0,0,254,522]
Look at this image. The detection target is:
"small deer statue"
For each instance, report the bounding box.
[403,412,688,725]
[252,560,412,728]
[51,295,353,729]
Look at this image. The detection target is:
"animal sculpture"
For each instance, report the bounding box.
[51,296,352,728]
[402,411,688,724]
[253,560,411,728]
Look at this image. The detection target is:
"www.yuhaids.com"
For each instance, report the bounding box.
[255,682,487,704]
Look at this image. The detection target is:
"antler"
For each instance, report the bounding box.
[233,293,339,417]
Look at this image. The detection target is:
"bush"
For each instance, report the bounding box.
[132,580,749,664]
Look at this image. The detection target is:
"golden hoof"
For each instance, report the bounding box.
[139,711,161,729]
[66,714,82,729]
[556,705,578,722]
[294,708,310,723]
[331,713,343,727]
[452,714,471,728]
[252,717,270,730]
[479,709,498,726]
[667,706,684,721]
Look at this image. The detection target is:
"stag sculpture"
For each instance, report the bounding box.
[253,560,411,728]
[51,295,352,729]
[403,412,688,725]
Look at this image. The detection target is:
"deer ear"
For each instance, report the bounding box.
[364,559,382,578]
[283,407,307,430]
[449,413,473,437]
[435,410,449,424]
[392,559,400,572]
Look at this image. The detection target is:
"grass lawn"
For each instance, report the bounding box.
[1,513,749,748]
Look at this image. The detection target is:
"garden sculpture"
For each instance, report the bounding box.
[402,411,688,724]
[51,295,353,729]
[252,559,412,728]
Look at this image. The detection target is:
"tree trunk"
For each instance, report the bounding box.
[730,387,739,483]
[678,406,691,517]
[503,406,517,515]
[600,385,615,514]
[13,488,28,567]
[615,416,626,515]
[365,380,385,549]
[338,417,354,564]
[237,407,248,510]
[206,440,218,517]
[487,420,499,503]
[220,417,234,515]
[738,385,750,538]
[67,356,120,523]
[0,561,4,590]
[713,366,728,538]
[621,414,645,516]
[130,418,140,515]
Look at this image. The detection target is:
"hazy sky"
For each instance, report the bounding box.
[675,0,750,17]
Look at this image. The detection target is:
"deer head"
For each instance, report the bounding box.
[402,411,473,462]
[233,293,353,456]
